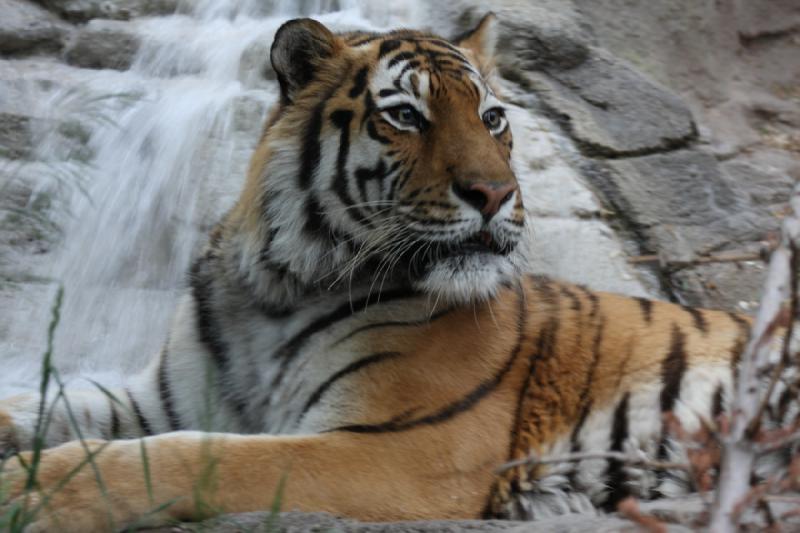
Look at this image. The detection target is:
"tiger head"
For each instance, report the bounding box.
[239,14,525,305]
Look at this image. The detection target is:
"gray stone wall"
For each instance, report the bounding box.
[1,0,799,529]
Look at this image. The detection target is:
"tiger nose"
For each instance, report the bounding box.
[453,181,517,220]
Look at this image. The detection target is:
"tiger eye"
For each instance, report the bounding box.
[482,108,504,130]
[397,107,415,124]
[385,104,424,130]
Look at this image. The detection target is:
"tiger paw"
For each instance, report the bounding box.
[0,439,161,532]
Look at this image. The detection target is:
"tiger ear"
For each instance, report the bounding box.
[453,12,498,74]
[270,18,340,104]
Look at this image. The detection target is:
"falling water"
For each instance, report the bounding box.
[3,1,427,390]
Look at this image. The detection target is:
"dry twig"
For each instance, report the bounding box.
[627,250,768,268]
[709,183,800,532]
[617,497,668,533]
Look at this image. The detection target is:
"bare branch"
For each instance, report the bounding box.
[754,426,800,454]
[627,250,769,268]
[710,182,800,533]
[617,497,669,533]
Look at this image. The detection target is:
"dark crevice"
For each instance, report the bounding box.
[499,71,693,302]
[739,24,800,46]
[502,68,699,160]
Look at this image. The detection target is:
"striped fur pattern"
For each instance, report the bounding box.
[0,15,789,532]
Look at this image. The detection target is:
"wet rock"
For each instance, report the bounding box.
[520,49,696,158]
[575,148,782,306]
[735,0,800,41]
[0,92,95,163]
[0,0,72,55]
[0,113,34,159]
[64,19,140,70]
[239,39,277,88]
[431,0,591,72]
[36,0,178,22]
[583,149,776,260]
[719,149,796,209]
[672,259,768,310]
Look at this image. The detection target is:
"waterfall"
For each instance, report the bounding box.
[2,1,426,391]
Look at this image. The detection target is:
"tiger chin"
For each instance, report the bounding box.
[0,13,787,533]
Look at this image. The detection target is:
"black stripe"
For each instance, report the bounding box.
[655,323,688,487]
[390,163,415,199]
[508,288,561,459]
[334,288,527,434]
[604,392,631,510]
[399,200,457,210]
[304,194,326,234]
[378,88,400,98]
[570,317,606,453]
[109,399,120,439]
[333,308,453,346]
[348,66,369,98]
[388,51,417,68]
[301,351,402,417]
[330,109,371,226]
[727,312,750,377]
[712,383,725,419]
[776,387,795,422]
[349,33,380,47]
[635,297,653,323]
[507,286,534,457]
[302,193,351,246]
[418,37,465,56]
[378,39,402,58]
[727,311,750,331]
[190,259,228,370]
[298,100,325,190]
[259,288,420,412]
[526,317,561,438]
[577,285,600,319]
[397,60,421,83]
[682,305,708,333]
[366,118,391,144]
[361,89,376,128]
[660,324,688,413]
[403,214,468,226]
[528,275,558,305]
[157,348,181,432]
[354,159,387,207]
[468,78,480,101]
[126,389,153,437]
[560,286,581,312]
[275,288,420,362]
[190,258,248,417]
[569,401,593,453]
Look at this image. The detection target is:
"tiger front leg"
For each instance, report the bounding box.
[0,373,173,457]
[0,429,499,532]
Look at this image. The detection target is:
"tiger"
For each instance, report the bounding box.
[0,13,771,532]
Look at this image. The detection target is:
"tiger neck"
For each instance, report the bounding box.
[208,118,411,312]
[212,190,406,316]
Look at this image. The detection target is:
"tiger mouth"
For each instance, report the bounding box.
[396,231,517,280]
[448,231,513,257]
